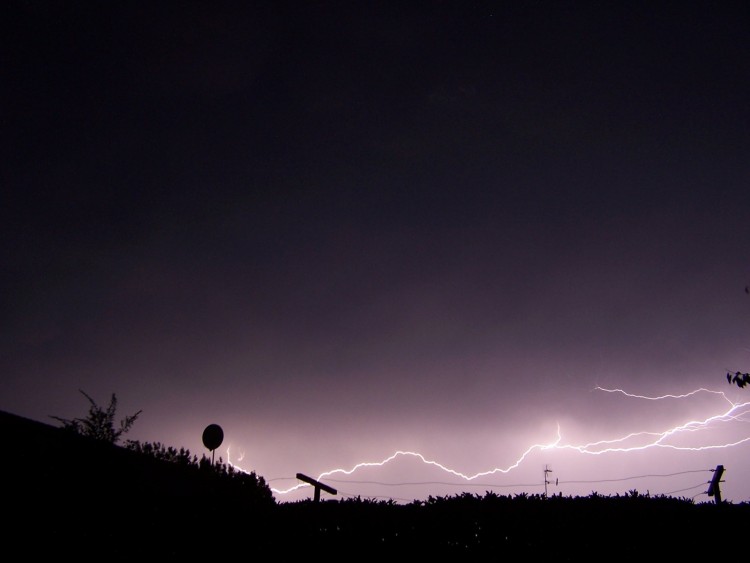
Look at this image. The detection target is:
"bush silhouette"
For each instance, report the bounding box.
[125,439,275,506]
[728,371,750,388]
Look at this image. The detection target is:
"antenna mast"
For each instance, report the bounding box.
[544,464,553,498]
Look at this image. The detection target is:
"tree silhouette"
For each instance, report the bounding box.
[51,390,142,443]
[725,287,748,388]
[728,371,750,389]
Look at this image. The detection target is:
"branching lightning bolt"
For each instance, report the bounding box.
[225,386,750,497]
[594,386,736,406]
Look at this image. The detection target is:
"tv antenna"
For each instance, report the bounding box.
[202,423,224,465]
[543,464,555,498]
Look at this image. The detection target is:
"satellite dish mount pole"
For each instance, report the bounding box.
[202,424,224,467]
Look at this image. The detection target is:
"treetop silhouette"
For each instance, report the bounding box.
[726,287,748,388]
[51,389,142,443]
[728,372,750,389]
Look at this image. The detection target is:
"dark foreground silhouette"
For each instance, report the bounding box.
[2,409,747,561]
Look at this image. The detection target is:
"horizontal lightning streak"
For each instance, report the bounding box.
[594,386,736,406]
[270,433,563,494]
[227,387,750,497]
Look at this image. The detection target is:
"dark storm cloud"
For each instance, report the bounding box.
[2,1,749,502]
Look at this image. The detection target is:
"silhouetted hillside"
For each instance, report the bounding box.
[2,409,747,560]
[0,409,274,558]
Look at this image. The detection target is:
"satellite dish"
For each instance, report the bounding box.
[202,423,224,452]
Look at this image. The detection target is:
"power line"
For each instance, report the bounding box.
[321,469,711,489]
[663,481,710,496]
[325,478,544,489]
[559,469,711,485]
[277,468,712,487]
[273,467,726,503]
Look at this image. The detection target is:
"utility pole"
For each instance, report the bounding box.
[707,465,725,505]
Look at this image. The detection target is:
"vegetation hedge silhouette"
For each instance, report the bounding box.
[124,438,275,506]
[50,390,274,506]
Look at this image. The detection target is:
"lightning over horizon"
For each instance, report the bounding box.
[4,4,749,557]
[225,386,750,500]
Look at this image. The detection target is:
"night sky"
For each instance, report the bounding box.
[3,1,749,503]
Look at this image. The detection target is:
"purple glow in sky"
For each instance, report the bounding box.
[2,2,749,504]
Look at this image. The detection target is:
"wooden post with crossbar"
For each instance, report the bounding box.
[296,473,337,503]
